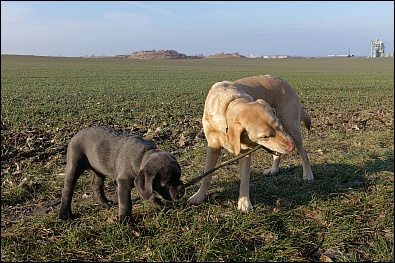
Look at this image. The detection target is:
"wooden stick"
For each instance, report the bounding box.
[185,144,265,187]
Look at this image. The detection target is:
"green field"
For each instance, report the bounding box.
[1,55,394,261]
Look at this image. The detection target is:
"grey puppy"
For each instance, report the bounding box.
[58,126,185,223]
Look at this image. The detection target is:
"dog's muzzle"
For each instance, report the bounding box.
[261,145,281,156]
[166,182,185,201]
[175,184,185,199]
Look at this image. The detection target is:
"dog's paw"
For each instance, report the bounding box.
[187,192,206,205]
[303,174,314,183]
[100,200,115,209]
[58,211,74,220]
[302,169,314,182]
[149,196,165,208]
[237,196,253,211]
[263,167,279,176]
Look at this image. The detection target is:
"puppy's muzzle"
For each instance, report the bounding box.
[174,183,185,200]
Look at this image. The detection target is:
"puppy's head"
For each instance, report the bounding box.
[226,99,295,155]
[135,151,185,202]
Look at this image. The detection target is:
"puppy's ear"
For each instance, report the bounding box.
[226,122,243,155]
[134,169,155,200]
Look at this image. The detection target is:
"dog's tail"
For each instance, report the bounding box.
[300,107,311,130]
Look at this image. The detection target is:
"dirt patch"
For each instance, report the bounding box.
[114,50,246,59]
[116,50,202,60]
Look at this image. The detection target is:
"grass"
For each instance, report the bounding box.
[1,55,394,262]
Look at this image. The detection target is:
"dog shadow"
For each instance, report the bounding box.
[63,154,393,223]
[196,153,393,209]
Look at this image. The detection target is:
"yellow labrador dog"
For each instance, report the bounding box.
[188,75,313,211]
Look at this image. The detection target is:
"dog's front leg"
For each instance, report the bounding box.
[238,155,253,211]
[263,154,281,176]
[187,146,221,205]
[117,178,133,223]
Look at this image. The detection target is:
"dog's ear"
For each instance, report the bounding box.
[134,169,155,200]
[226,122,244,155]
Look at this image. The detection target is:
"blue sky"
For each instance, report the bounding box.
[1,1,393,57]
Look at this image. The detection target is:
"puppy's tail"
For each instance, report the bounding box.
[300,107,311,130]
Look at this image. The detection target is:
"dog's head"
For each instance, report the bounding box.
[226,99,295,155]
[135,151,185,202]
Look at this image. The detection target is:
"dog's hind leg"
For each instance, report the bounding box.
[286,128,314,182]
[187,146,221,205]
[89,170,113,208]
[59,157,87,220]
[277,106,314,182]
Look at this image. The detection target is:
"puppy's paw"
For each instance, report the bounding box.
[59,212,74,220]
[237,196,253,211]
[187,192,206,205]
[100,200,115,209]
[149,196,165,209]
[263,167,279,176]
[58,207,74,220]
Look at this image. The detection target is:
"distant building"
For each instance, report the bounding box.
[262,55,289,59]
[369,38,386,58]
[327,54,354,58]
